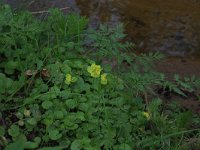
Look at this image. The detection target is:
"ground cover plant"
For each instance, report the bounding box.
[0,4,200,150]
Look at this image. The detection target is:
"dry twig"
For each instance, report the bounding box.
[31,7,70,15]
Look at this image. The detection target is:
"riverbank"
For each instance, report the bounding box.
[156,57,200,79]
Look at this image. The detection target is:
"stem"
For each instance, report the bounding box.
[31,7,70,15]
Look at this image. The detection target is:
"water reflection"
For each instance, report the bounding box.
[4,0,200,57]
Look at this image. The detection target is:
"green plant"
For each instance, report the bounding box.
[85,24,134,64]
[158,74,200,97]
[0,4,200,150]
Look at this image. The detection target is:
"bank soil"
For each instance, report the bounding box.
[155,57,200,114]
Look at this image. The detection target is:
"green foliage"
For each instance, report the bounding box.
[160,74,200,97]
[0,4,200,150]
[86,23,134,63]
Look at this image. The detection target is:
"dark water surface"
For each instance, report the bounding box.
[4,0,200,57]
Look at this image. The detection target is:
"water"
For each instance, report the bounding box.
[4,0,200,57]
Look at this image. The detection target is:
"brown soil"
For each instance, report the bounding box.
[155,57,200,79]
[155,57,200,114]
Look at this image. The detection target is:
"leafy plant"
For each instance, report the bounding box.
[0,4,200,150]
[85,23,134,64]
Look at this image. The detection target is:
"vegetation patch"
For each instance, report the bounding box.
[0,4,200,150]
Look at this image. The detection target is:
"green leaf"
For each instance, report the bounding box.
[60,90,71,99]
[0,73,6,91]
[27,118,37,125]
[70,60,84,69]
[42,101,53,109]
[73,77,88,93]
[43,118,53,126]
[40,84,49,93]
[0,126,5,136]
[70,138,92,150]
[71,76,78,83]
[75,112,85,121]
[78,103,89,112]
[14,133,27,142]
[24,141,38,149]
[65,99,77,109]
[4,141,24,150]
[54,111,64,119]
[50,86,60,95]
[8,125,20,138]
[118,144,132,150]
[38,147,63,150]
[63,118,79,130]
[39,92,57,101]
[66,42,75,50]
[48,130,62,140]
[173,87,186,97]
[61,61,71,73]
[0,73,14,94]
[34,137,41,144]
[4,61,19,74]
[92,79,99,91]
[36,59,43,68]
[71,140,81,150]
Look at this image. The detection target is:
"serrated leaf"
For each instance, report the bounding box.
[48,130,62,140]
[4,61,19,74]
[4,141,24,150]
[27,118,37,125]
[70,60,84,69]
[54,111,64,119]
[118,144,132,150]
[34,137,41,144]
[71,140,81,150]
[173,88,186,97]
[42,101,53,109]
[61,61,71,73]
[24,141,38,149]
[60,90,71,99]
[65,99,77,109]
[8,125,20,138]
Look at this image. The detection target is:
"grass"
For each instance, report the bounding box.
[0,4,200,150]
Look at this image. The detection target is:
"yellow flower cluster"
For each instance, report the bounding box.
[101,73,107,85]
[87,63,102,78]
[65,74,77,85]
[65,74,72,85]
[143,112,150,120]
[87,63,108,85]
[65,63,108,85]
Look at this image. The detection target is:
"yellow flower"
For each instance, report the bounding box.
[24,109,31,117]
[65,74,77,85]
[143,112,150,120]
[65,74,72,85]
[101,73,107,85]
[87,63,102,78]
